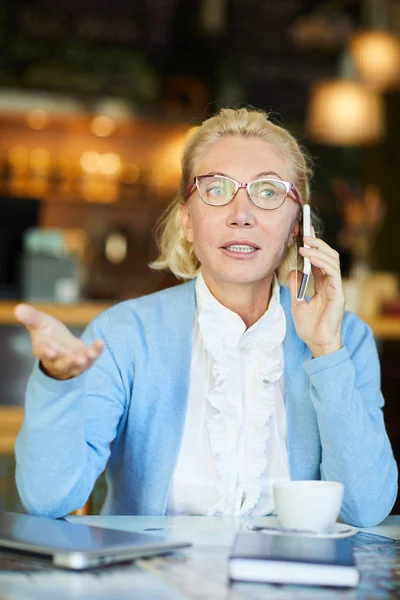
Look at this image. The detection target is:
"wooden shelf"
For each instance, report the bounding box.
[0,301,112,327]
[0,302,400,338]
[360,314,400,341]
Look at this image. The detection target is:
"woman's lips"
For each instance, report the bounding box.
[220,244,260,259]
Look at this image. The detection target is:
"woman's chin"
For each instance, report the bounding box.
[208,267,275,287]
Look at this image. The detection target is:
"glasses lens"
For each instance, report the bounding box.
[249,179,287,209]
[197,176,236,206]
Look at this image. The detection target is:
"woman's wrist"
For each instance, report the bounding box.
[310,338,343,359]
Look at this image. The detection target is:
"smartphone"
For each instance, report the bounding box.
[297,204,311,301]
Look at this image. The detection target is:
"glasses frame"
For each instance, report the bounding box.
[186,174,302,210]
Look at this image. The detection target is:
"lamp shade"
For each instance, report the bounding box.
[350,30,400,90]
[306,79,384,146]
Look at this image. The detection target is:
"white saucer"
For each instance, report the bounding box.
[247,517,358,539]
[311,522,358,538]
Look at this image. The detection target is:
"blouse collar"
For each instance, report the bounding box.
[195,271,285,358]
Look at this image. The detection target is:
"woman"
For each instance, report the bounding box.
[14,108,397,526]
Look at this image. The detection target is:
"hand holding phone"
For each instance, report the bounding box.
[297,204,311,301]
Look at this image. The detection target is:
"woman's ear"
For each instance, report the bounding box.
[287,218,300,248]
[180,204,194,243]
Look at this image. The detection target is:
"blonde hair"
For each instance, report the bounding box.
[150,107,316,285]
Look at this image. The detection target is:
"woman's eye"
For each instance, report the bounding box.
[260,187,276,198]
[206,186,224,196]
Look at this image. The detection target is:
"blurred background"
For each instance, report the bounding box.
[0,0,399,513]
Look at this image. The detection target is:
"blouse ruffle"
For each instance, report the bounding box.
[197,275,286,515]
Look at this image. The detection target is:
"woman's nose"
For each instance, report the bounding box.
[226,187,256,227]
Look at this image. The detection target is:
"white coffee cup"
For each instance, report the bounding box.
[273,480,344,533]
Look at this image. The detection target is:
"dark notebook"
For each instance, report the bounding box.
[229,532,359,587]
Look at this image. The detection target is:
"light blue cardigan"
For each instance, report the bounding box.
[15,280,398,526]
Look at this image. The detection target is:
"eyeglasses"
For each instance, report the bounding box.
[186,175,302,210]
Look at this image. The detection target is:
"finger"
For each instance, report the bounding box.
[14,304,48,332]
[76,340,104,361]
[299,246,340,269]
[58,341,104,369]
[311,262,327,282]
[91,339,105,356]
[309,256,339,281]
[303,237,340,263]
[41,356,88,380]
[34,335,71,359]
[39,339,103,365]
[307,255,343,289]
[37,342,57,360]
[49,352,92,375]
[56,337,100,358]
[86,346,101,361]
[35,336,81,362]
[38,338,103,378]
[34,338,64,361]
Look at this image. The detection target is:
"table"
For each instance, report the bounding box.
[1,515,400,599]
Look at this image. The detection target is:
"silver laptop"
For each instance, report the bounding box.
[0,510,191,570]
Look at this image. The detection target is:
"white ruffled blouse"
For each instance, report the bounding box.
[166,272,290,516]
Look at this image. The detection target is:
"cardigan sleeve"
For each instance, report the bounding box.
[302,312,398,527]
[15,310,129,519]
